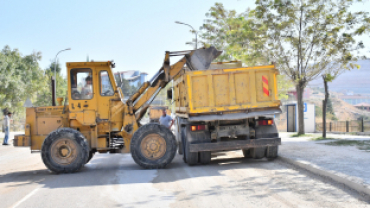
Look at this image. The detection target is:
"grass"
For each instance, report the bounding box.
[291,133,314,137]
[310,137,336,141]
[324,140,370,151]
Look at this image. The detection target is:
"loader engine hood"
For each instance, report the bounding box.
[185,46,222,71]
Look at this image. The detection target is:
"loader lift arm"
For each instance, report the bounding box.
[126,46,222,122]
[127,51,191,121]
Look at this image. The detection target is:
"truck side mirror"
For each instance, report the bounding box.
[167,88,172,100]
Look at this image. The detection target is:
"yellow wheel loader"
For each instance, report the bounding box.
[13,47,222,173]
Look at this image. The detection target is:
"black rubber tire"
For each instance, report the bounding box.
[85,151,95,164]
[199,152,211,164]
[41,128,89,174]
[266,145,279,159]
[184,127,198,165]
[181,127,187,163]
[242,149,252,158]
[176,119,183,155]
[130,124,177,169]
[250,147,266,159]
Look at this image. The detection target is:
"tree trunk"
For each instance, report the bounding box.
[322,76,329,138]
[296,82,305,135]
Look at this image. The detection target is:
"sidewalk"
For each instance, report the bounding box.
[279,132,370,195]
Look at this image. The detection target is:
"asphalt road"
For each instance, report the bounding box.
[1,137,370,208]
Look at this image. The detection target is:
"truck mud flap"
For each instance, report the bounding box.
[189,138,281,152]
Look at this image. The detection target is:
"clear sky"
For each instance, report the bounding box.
[0,0,254,79]
[1,0,369,79]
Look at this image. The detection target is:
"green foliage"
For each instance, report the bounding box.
[200,3,293,99]
[277,75,294,100]
[315,105,323,118]
[311,137,336,141]
[0,45,43,115]
[326,97,334,115]
[0,46,68,130]
[291,133,314,137]
[324,140,370,151]
[33,61,68,107]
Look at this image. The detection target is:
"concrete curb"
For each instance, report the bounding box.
[278,156,370,196]
[315,131,370,136]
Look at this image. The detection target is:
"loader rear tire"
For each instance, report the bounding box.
[41,128,89,173]
[131,124,177,169]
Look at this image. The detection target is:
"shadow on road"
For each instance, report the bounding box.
[0,152,285,190]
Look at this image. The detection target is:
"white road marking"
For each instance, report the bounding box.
[11,188,40,208]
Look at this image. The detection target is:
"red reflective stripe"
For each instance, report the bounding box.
[262,76,268,85]
[263,87,269,96]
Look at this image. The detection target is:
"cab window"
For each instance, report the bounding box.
[100,71,114,96]
[70,68,93,100]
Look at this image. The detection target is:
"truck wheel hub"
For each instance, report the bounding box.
[51,138,77,165]
[140,134,166,160]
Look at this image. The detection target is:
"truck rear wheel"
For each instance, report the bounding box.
[183,127,198,165]
[41,128,89,173]
[250,147,266,159]
[130,124,177,169]
[266,145,279,159]
[242,149,252,158]
[199,152,211,164]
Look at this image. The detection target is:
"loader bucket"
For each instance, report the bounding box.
[186,46,222,71]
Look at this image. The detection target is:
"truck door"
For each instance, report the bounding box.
[69,68,97,125]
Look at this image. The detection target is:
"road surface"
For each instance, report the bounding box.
[1,138,370,207]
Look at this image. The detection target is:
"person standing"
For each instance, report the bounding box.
[159,109,174,129]
[2,112,12,145]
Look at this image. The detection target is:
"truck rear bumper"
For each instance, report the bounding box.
[189,138,281,152]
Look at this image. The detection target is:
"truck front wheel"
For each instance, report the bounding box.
[130,124,177,169]
[41,128,89,173]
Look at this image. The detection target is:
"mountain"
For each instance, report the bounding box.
[308,59,370,95]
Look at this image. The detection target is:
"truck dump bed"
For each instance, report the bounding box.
[173,64,280,116]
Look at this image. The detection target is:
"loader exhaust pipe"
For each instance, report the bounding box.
[51,76,56,106]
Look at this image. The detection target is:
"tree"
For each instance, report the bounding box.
[200,3,294,99]
[321,62,358,137]
[0,45,44,114]
[253,0,370,134]
[34,61,68,107]
[200,3,248,61]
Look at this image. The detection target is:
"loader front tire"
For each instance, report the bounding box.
[131,124,177,169]
[41,128,89,173]
[85,151,95,164]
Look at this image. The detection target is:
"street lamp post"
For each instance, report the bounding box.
[52,48,71,106]
[175,21,198,49]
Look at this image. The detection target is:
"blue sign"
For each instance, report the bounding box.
[304,103,307,112]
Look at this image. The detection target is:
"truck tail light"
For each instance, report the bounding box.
[258,119,274,126]
[191,125,206,131]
